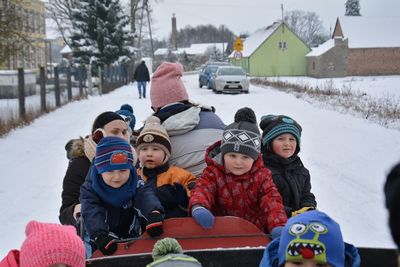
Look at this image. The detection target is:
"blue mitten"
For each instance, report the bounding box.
[270,226,284,239]
[191,205,215,229]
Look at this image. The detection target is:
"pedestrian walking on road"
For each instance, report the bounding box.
[134,60,150,99]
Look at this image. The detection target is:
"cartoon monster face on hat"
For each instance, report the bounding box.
[278,210,345,267]
[285,221,328,263]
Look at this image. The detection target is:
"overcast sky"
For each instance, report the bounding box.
[148,0,400,40]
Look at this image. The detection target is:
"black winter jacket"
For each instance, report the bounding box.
[263,153,316,217]
[59,139,91,225]
[134,62,150,82]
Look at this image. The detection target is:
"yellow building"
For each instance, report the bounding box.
[0,0,46,71]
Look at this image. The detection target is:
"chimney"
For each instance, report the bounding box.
[171,13,177,51]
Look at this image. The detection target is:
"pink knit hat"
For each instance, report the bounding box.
[150,62,189,109]
[20,221,86,267]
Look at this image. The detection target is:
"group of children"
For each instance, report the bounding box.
[1,61,367,267]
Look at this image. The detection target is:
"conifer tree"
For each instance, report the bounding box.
[345,0,361,16]
[70,0,133,66]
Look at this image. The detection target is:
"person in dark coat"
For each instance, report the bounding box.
[259,115,316,218]
[80,137,164,257]
[134,60,150,99]
[384,162,400,265]
[59,111,133,226]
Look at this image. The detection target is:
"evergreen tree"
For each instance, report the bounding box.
[70,0,133,66]
[345,0,361,16]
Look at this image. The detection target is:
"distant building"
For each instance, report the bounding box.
[228,22,311,76]
[154,43,227,58]
[306,16,400,78]
[0,0,46,71]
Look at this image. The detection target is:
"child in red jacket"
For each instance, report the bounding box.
[189,107,287,238]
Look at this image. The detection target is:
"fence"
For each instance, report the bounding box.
[0,63,133,136]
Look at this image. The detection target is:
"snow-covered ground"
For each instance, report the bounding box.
[0,73,399,258]
[268,75,400,99]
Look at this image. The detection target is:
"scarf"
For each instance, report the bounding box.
[92,167,138,208]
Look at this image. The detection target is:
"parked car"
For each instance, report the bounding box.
[212,66,249,94]
[198,62,230,89]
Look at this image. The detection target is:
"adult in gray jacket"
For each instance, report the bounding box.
[149,62,225,177]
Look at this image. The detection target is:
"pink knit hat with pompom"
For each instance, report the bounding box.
[150,62,189,109]
[20,221,86,267]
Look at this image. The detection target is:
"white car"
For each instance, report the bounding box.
[213,66,249,94]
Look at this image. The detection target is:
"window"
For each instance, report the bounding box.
[279,41,287,50]
[312,61,316,70]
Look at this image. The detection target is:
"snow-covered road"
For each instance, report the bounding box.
[1,73,399,257]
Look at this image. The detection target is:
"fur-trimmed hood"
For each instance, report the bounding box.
[65,136,97,162]
[65,138,86,160]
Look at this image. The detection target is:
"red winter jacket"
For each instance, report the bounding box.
[189,141,287,233]
[0,250,20,267]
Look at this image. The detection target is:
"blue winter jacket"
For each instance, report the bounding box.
[80,165,164,239]
[259,237,361,267]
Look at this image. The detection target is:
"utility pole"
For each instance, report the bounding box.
[281,4,285,33]
[131,0,136,35]
[221,25,225,61]
[145,0,154,58]
[137,0,145,59]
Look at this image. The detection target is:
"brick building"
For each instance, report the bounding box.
[306,16,400,78]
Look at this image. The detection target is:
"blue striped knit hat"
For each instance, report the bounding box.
[259,115,302,153]
[95,136,134,174]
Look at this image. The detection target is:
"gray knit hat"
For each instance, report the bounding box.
[221,107,261,160]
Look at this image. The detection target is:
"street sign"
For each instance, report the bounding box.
[234,37,243,52]
[234,51,242,60]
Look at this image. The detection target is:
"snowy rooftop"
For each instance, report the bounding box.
[306,39,336,57]
[182,43,227,55]
[336,16,400,48]
[229,22,281,58]
[60,45,72,54]
[154,43,227,56]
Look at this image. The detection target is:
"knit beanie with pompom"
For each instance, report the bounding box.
[149,238,202,266]
[19,220,86,267]
[150,62,189,109]
[136,116,171,163]
[116,104,136,131]
[221,107,261,161]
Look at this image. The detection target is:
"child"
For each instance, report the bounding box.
[259,115,316,218]
[259,210,361,267]
[146,237,202,267]
[189,107,287,238]
[136,116,197,218]
[0,220,86,267]
[80,136,164,256]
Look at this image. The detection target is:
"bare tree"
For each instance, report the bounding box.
[0,0,31,67]
[284,10,329,47]
[45,0,79,46]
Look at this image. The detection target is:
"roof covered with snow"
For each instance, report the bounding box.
[60,45,72,54]
[229,22,281,58]
[306,39,336,57]
[154,43,227,56]
[335,16,400,48]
